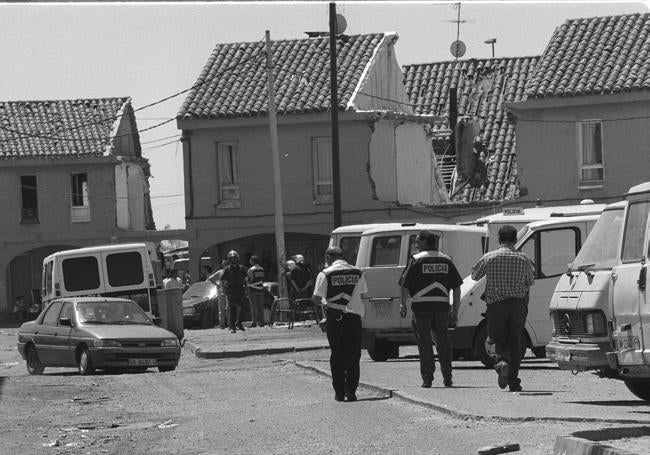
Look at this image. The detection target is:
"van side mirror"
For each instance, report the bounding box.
[59,317,73,327]
[638,267,647,291]
[153,316,163,326]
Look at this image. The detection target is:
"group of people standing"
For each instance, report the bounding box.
[313,224,534,402]
[206,251,316,333]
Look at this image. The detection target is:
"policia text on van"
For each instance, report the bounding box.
[546,182,650,402]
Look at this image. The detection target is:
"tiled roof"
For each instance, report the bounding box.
[178,33,386,119]
[528,13,649,98]
[403,57,539,203]
[0,98,131,160]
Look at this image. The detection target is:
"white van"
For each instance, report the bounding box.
[353,223,487,361]
[329,223,406,266]
[456,213,601,367]
[547,182,650,401]
[42,243,159,317]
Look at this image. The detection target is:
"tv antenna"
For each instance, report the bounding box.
[443,3,473,59]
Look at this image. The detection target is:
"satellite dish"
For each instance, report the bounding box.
[450,40,466,58]
[336,14,347,34]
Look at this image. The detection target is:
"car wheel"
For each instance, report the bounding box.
[367,339,397,362]
[532,346,546,359]
[200,307,213,329]
[159,365,177,373]
[624,379,650,402]
[26,345,45,375]
[78,347,96,375]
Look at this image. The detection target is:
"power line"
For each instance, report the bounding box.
[0,39,266,144]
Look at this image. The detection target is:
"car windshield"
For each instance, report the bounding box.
[76,301,152,325]
[571,208,624,271]
[183,282,217,299]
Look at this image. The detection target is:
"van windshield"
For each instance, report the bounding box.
[571,208,624,270]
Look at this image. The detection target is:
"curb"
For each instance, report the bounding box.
[184,341,328,359]
[553,427,650,455]
[292,361,650,424]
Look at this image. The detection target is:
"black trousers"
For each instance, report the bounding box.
[412,309,452,382]
[486,297,528,387]
[226,293,245,330]
[326,310,362,397]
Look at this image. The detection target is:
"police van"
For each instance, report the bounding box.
[352,223,487,361]
[42,243,159,317]
[457,213,601,367]
[546,182,650,401]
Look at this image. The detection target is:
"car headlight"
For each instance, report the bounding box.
[584,312,607,335]
[93,339,122,348]
[161,339,180,347]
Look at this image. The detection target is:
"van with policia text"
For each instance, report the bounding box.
[42,243,160,318]
[350,223,487,361]
[456,211,602,367]
[546,182,650,402]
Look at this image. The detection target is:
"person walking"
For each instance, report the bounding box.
[221,250,248,333]
[398,230,463,388]
[207,260,229,329]
[289,254,318,321]
[163,269,184,289]
[471,224,535,392]
[247,255,266,328]
[312,247,367,402]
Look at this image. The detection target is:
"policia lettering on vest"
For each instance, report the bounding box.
[312,246,368,402]
[398,230,463,388]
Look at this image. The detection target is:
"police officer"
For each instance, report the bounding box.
[399,230,463,388]
[247,255,266,328]
[221,250,248,333]
[312,246,368,402]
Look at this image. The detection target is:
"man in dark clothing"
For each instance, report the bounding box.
[288,254,313,300]
[221,250,248,333]
[312,247,368,402]
[247,255,266,328]
[471,224,535,392]
[399,230,463,388]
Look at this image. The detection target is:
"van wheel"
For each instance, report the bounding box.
[624,379,650,401]
[367,339,397,362]
[78,347,96,375]
[473,325,495,369]
[26,345,45,375]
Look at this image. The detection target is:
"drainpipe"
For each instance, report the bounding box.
[181,131,194,218]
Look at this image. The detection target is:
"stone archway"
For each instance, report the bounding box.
[8,245,77,312]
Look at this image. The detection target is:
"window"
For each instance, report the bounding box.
[106,251,144,287]
[340,237,361,266]
[42,301,63,326]
[216,142,241,208]
[60,302,74,323]
[20,175,39,223]
[519,228,579,278]
[621,201,650,263]
[578,120,604,185]
[62,256,100,291]
[71,173,90,222]
[312,137,332,203]
[370,235,401,266]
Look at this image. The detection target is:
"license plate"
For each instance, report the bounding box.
[128,358,157,366]
[614,335,640,351]
[372,302,392,319]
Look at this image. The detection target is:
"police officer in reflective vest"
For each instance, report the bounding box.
[399,230,463,388]
[312,246,368,402]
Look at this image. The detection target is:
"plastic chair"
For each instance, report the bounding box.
[288,298,320,330]
[269,297,293,327]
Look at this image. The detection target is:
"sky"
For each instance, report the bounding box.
[1,1,647,230]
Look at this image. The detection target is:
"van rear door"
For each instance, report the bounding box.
[100,248,152,313]
[611,199,650,366]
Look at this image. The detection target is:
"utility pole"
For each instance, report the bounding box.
[265,30,287,298]
[329,2,342,228]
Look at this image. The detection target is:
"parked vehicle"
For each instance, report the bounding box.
[352,223,487,361]
[17,297,181,375]
[182,282,218,329]
[328,223,405,266]
[456,213,601,367]
[41,243,159,318]
[546,182,650,401]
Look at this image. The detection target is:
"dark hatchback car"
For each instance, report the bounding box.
[17,297,181,375]
[182,281,218,329]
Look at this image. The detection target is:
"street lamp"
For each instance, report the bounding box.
[484,38,496,58]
